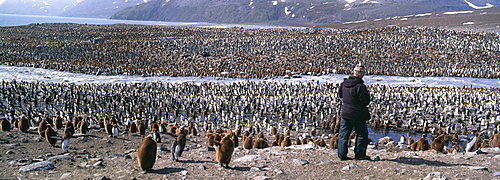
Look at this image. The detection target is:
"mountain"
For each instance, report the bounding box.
[110,0,500,26]
[0,0,146,18]
[60,0,147,18]
[0,0,78,16]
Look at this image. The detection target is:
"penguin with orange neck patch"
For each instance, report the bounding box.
[214,129,235,168]
[137,135,157,172]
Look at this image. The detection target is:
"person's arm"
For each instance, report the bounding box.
[358,84,370,106]
[338,83,343,99]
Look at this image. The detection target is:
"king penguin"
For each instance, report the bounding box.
[137,135,157,171]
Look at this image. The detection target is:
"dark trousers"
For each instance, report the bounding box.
[338,117,369,159]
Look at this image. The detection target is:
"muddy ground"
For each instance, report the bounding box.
[1,125,499,180]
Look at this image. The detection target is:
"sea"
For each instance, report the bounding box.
[0,13,298,29]
[1,13,499,143]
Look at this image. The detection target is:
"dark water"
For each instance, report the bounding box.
[0,13,299,29]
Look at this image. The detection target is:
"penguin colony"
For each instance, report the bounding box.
[0,23,498,79]
[0,24,499,171]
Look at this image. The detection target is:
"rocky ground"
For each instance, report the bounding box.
[1,126,500,180]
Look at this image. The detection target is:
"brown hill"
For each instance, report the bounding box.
[322,7,500,33]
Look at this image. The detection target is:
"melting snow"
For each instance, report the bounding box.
[0,65,498,88]
[464,0,494,9]
[443,11,473,15]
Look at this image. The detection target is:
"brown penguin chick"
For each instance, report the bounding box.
[168,124,178,134]
[431,134,445,152]
[295,137,301,145]
[235,126,242,137]
[207,132,215,146]
[214,130,235,168]
[137,122,146,135]
[422,126,429,133]
[38,120,48,137]
[215,127,223,134]
[271,126,277,135]
[416,135,430,151]
[285,130,290,136]
[374,119,381,128]
[43,117,54,127]
[172,127,187,162]
[281,136,292,148]
[105,122,113,136]
[18,116,30,133]
[1,118,11,131]
[257,132,265,139]
[45,125,58,146]
[214,133,222,144]
[231,132,239,147]
[242,131,250,142]
[452,133,459,142]
[271,140,279,147]
[79,119,89,134]
[408,137,415,145]
[301,137,308,145]
[73,116,82,130]
[191,126,198,136]
[410,141,418,151]
[310,128,317,137]
[63,121,75,136]
[273,133,280,143]
[489,133,500,148]
[329,133,340,149]
[449,141,460,153]
[316,138,327,147]
[253,138,268,149]
[395,120,401,128]
[137,135,157,171]
[384,122,390,129]
[129,122,137,133]
[97,118,105,129]
[243,136,253,149]
[54,116,63,129]
[150,123,160,132]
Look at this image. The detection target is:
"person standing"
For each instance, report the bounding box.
[337,63,371,160]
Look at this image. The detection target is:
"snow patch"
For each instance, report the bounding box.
[285,7,292,15]
[361,0,379,4]
[443,11,473,15]
[415,13,432,17]
[272,1,278,5]
[464,0,493,9]
[463,22,474,25]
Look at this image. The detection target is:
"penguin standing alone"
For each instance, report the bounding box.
[215,129,235,168]
[137,135,157,171]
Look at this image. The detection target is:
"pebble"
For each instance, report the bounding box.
[252,176,270,180]
[468,166,488,171]
[493,172,500,176]
[47,155,74,162]
[6,150,15,154]
[181,170,189,175]
[233,155,263,162]
[250,167,260,171]
[19,161,55,172]
[273,169,284,174]
[293,159,309,165]
[198,165,206,170]
[59,172,72,179]
[423,172,448,180]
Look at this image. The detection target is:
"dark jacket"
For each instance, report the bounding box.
[338,75,371,121]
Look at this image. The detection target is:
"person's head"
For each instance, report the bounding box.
[353,63,366,78]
